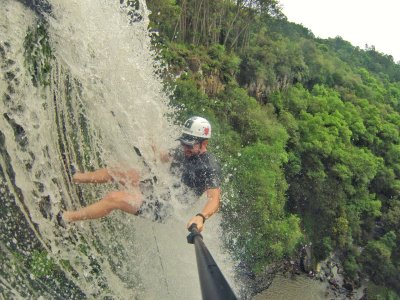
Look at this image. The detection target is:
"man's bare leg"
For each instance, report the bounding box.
[72,168,141,186]
[72,168,113,184]
[62,190,143,222]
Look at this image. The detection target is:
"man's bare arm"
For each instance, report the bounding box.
[187,188,221,232]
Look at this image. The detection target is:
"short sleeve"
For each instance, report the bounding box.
[204,155,221,189]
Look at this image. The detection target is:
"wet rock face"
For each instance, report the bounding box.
[300,244,313,273]
[312,255,365,299]
[16,0,52,16]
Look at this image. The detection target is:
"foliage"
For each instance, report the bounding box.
[342,253,360,279]
[361,232,399,290]
[148,0,283,50]
[223,142,302,270]
[366,282,400,300]
[29,250,56,277]
[148,0,400,291]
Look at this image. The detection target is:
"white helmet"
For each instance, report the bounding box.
[178,116,211,145]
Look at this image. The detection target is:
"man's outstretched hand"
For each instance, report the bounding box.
[187,215,205,232]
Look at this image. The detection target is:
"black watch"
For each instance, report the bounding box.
[196,213,206,223]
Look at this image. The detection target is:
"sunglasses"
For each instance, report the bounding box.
[180,141,199,149]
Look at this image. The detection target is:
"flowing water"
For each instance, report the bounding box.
[0,0,237,298]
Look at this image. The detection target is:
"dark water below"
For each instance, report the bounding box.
[253,274,329,300]
[253,273,365,300]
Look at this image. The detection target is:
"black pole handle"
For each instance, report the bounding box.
[187,223,202,244]
[187,223,237,299]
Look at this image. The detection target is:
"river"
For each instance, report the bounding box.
[253,272,366,300]
[254,274,330,300]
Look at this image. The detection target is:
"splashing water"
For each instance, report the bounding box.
[0,0,237,298]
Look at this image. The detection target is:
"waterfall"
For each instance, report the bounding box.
[0,0,237,298]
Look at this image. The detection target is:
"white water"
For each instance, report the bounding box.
[0,0,237,298]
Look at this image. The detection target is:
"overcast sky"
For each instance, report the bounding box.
[278,0,400,63]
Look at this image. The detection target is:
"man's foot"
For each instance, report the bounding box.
[38,196,52,219]
[56,211,67,229]
[70,164,77,176]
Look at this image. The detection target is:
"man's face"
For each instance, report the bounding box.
[181,142,201,157]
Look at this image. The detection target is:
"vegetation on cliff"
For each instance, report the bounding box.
[147,0,400,295]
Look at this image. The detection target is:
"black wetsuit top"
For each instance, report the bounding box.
[139,149,221,222]
[171,150,221,196]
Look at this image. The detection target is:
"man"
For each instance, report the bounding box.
[60,116,221,232]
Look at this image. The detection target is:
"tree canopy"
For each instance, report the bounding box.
[147,0,400,295]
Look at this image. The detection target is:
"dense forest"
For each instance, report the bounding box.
[145,0,400,297]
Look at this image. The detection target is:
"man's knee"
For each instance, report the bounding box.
[105,191,128,202]
[105,191,142,209]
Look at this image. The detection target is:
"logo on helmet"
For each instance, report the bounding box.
[184,119,194,129]
[203,127,210,136]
